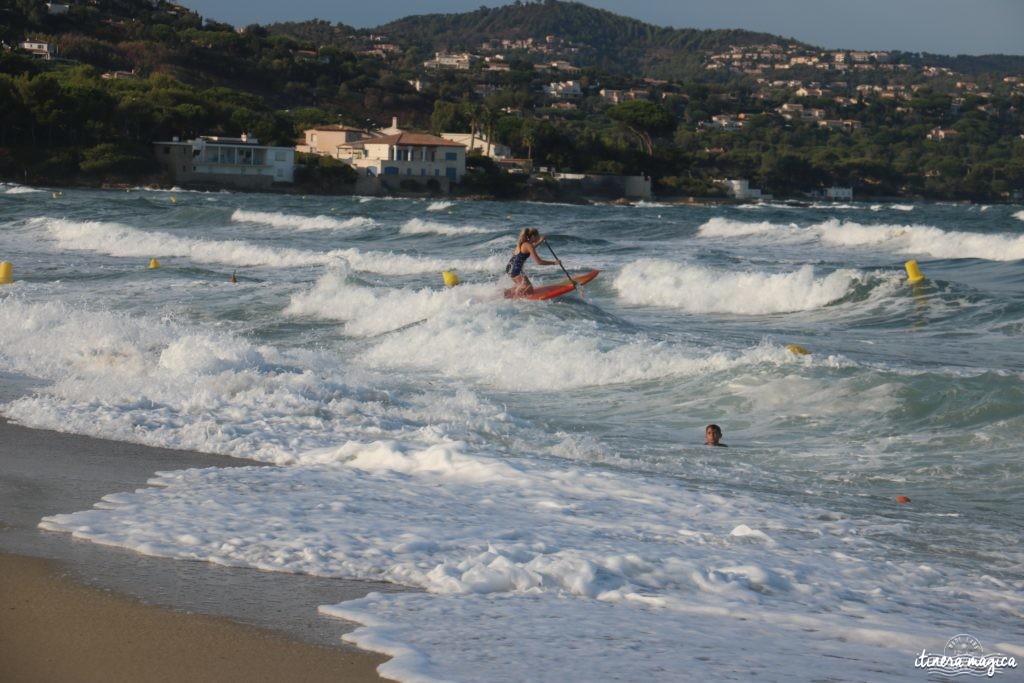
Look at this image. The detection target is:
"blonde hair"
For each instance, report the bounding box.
[517,227,539,248]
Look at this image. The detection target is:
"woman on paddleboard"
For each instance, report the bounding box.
[506,228,560,295]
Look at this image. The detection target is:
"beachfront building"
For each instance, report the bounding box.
[720,179,764,200]
[441,131,512,160]
[153,134,294,189]
[297,125,377,161]
[825,186,853,200]
[348,132,467,185]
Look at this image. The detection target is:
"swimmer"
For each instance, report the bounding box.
[705,424,727,447]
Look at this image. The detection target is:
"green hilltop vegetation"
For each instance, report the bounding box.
[370,1,789,81]
[2,0,1023,200]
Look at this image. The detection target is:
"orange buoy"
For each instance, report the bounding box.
[895,495,911,504]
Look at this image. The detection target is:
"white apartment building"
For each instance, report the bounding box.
[348,132,466,183]
[154,134,294,189]
[297,125,376,160]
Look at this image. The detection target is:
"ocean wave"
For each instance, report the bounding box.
[612,260,864,314]
[34,434,1014,681]
[399,218,489,236]
[231,208,375,231]
[284,267,496,336]
[698,216,1024,261]
[33,217,504,273]
[360,303,813,391]
[816,219,1024,260]
[2,183,44,194]
[0,297,518,464]
[698,217,803,239]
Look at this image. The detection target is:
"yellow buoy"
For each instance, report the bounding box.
[0,261,12,284]
[442,271,460,287]
[786,344,811,355]
[148,258,161,270]
[170,196,177,203]
[904,259,925,284]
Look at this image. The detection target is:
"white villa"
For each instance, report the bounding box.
[19,41,56,59]
[296,125,376,160]
[154,134,294,189]
[348,132,466,183]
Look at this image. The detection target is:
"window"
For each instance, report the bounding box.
[445,151,458,161]
[274,150,286,161]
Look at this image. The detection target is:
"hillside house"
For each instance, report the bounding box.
[424,52,475,70]
[546,81,583,98]
[708,115,743,131]
[927,128,959,141]
[19,41,56,59]
[819,119,862,132]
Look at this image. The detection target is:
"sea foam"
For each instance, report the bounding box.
[698,217,1024,261]
[399,218,489,236]
[34,217,504,273]
[612,260,864,314]
[231,209,375,231]
[37,438,1017,682]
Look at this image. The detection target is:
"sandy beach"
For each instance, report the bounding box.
[0,414,394,682]
[0,552,389,683]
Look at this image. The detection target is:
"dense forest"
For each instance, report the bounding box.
[1,0,1023,200]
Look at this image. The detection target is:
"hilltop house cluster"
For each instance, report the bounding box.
[705,43,904,76]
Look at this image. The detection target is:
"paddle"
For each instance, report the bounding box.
[545,241,583,298]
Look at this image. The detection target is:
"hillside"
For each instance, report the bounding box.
[2,0,1022,200]
[270,1,1024,81]
[278,1,800,82]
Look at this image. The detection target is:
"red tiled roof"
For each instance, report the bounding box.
[364,132,465,147]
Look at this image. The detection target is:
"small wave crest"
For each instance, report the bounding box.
[284,267,494,336]
[698,217,802,239]
[399,218,489,236]
[817,219,1024,260]
[2,183,43,194]
[231,209,374,231]
[698,216,1024,261]
[613,260,863,314]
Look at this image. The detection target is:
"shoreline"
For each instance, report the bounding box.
[0,411,397,681]
[6,177,1007,206]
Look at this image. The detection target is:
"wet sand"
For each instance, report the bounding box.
[0,552,390,683]
[0,411,397,682]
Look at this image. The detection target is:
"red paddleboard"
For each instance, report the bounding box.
[504,270,599,300]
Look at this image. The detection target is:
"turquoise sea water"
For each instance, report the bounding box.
[2,185,1022,681]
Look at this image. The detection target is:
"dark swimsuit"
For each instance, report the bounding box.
[506,250,530,277]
